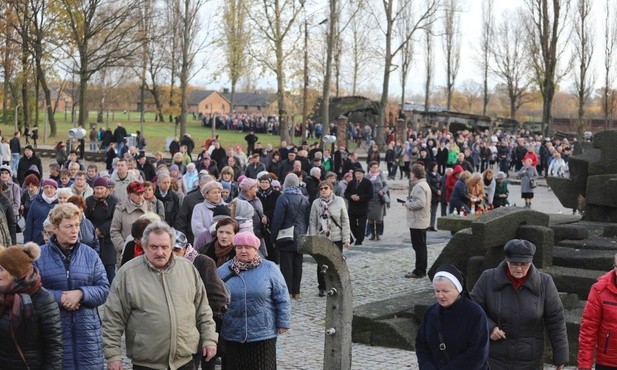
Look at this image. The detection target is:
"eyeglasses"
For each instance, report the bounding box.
[319,187,330,190]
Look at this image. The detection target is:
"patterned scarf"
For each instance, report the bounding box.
[230,254,262,275]
[318,193,335,237]
[258,186,273,198]
[0,267,42,327]
[283,186,303,195]
[183,244,199,263]
[214,240,235,267]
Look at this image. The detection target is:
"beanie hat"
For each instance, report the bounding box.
[283,173,300,189]
[232,231,260,250]
[170,164,180,172]
[256,171,270,180]
[237,175,246,184]
[0,243,41,279]
[0,165,11,175]
[93,177,108,188]
[126,181,145,194]
[271,180,281,188]
[221,182,232,191]
[239,178,258,192]
[41,178,58,189]
[433,264,464,293]
[202,181,223,195]
[173,229,189,249]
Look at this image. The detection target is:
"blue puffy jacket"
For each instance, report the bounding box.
[24,194,57,244]
[218,260,291,343]
[34,237,109,369]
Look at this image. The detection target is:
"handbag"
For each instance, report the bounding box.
[379,192,390,204]
[530,179,536,189]
[276,225,295,244]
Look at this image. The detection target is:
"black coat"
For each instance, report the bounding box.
[427,171,441,204]
[344,177,374,215]
[174,188,204,244]
[17,154,42,185]
[155,188,180,226]
[193,254,229,316]
[0,286,63,369]
[113,126,127,143]
[138,161,157,182]
[85,195,118,265]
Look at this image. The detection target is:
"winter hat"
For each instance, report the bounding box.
[173,229,189,249]
[209,205,232,235]
[41,178,58,189]
[433,264,464,293]
[283,173,300,189]
[0,165,11,175]
[504,239,536,263]
[0,243,41,279]
[256,171,270,180]
[237,175,246,184]
[271,180,281,189]
[126,181,145,194]
[202,180,223,195]
[232,231,260,250]
[239,178,258,192]
[495,171,507,180]
[221,182,232,191]
[93,177,108,188]
[170,164,180,172]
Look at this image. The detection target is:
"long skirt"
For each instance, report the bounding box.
[223,337,277,370]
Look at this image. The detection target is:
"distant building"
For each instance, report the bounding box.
[221,89,277,114]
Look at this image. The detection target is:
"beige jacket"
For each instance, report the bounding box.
[102,255,218,369]
[405,178,431,229]
[109,201,148,265]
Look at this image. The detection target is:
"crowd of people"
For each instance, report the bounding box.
[0,122,611,370]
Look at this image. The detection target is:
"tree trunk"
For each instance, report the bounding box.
[21,48,29,131]
[276,40,289,143]
[322,0,336,144]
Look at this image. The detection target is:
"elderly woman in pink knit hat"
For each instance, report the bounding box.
[237,177,268,257]
[218,231,290,370]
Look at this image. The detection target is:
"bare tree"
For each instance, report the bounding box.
[0,4,21,124]
[423,8,434,112]
[442,0,461,111]
[221,0,250,113]
[524,0,570,135]
[602,0,617,128]
[245,0,302,143]
[347,2,372,96]
[477,0,494,115]
[398,0,416,109]
[54,0,144,128]
[491,10,533,120]
[375,0,439,146]
[321,0,338,136]
[571,0,593,135]
[459,79,482,113]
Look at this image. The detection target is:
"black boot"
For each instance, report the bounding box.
[369,222,376,240]
[375,222,381,240]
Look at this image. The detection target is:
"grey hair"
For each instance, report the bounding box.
[142,221,174,248]
[310,167,321,177]
[157,173,171,184]
[56,188,73,198]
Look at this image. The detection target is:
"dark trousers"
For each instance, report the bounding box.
[430,202,438,229]
[440,201,448,217]
[104,264,116,285]
[596,365,617,370]
[279,250,303,294]
[134,358,195,370]
[410,228,427,276]
[317,241,343,290]
[196,316,223,370]
[349,213,367,244]
[387,162,397,179]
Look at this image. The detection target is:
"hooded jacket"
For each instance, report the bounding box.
[578,269,617,369]
[445,165,463,202]
[17,151,42,185]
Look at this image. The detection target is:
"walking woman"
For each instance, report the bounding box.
[270,173,310,298]
[218,232,291,370]
[0,243,63,369]
[308,180,351,297]
[517,157,538,208]
[366,161,388,240]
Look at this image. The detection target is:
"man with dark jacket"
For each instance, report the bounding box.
[244,131,258,155]
[174,175,209,244]
[136,154,156,182]
[9,131,21,174]
[112,123,128,158]
[341,152,363,177]
[85,177,119,283]
[304,167,321,204]
[278,149,298,180]
[16,145,42,185]
[180,134,195,155]
[244,153,266,179]
[344,168,373,245]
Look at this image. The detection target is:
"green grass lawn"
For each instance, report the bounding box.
[3,111,287,153]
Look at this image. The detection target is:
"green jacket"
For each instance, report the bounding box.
[102,254,218,369]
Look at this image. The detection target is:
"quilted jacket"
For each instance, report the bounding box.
[34,238,109,369]
[218,259,291,343]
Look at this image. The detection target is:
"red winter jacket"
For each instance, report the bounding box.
[445,165,463,202]
[578,269,617,369]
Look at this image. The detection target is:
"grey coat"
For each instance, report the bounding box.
[470,261,568,369]
[308,195,351,243]
[517,165,538,193]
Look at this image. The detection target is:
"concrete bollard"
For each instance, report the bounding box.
[299,235,352,370]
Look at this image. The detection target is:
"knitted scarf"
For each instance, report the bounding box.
[0,267,42,327]
[214,240,234,267]
[230,254,262,275]
[283,186,303,195]
[506,266,528,290]
[42,192,58,204]
[258,186,273,199]
[318,193,335,237]
[183,244,199,263]
[133,240,144,258]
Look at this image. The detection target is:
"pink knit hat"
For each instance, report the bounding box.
[232,232,260,250]
[239,178,258,192]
